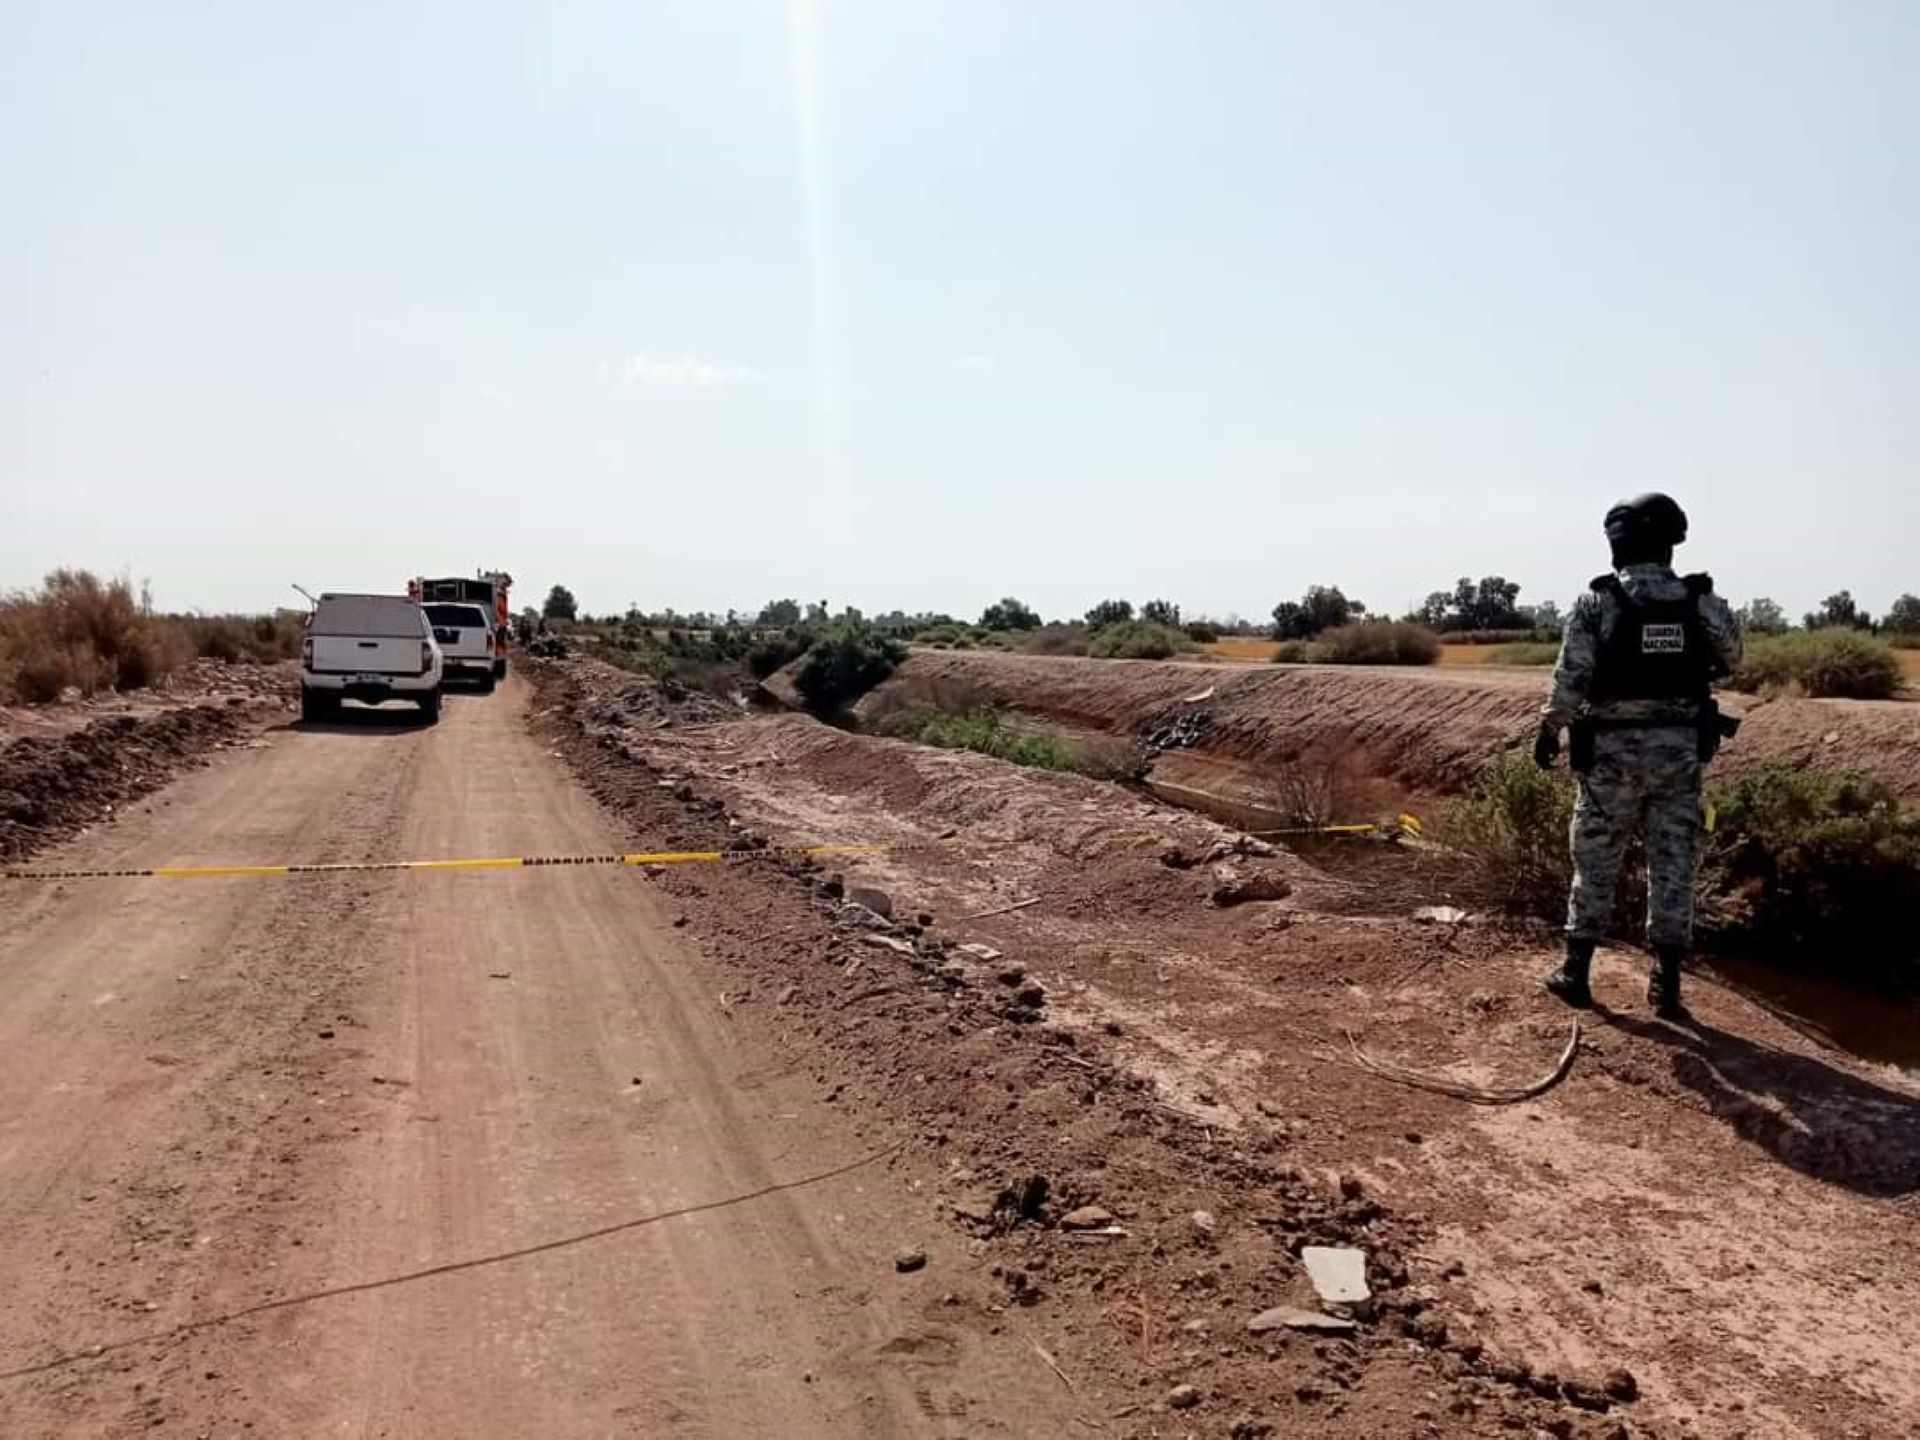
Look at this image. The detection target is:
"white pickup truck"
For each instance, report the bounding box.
[301,593,445,724]
[424,602,498,693]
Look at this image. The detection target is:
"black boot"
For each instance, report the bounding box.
[1544,938,1595,1008]
[1647,946,1688,1021]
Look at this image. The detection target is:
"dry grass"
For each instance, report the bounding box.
[1437,644,1497,667]
[1900,650,1920,684]
[0,571,195,703]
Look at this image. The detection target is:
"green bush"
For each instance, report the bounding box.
[1272,639,1315,664]
[1701,766,1920,976]
[914,624,964,646]
[879,704,1143,780]
[791,621,906,714]
[884,707,1082,771]
[1702,766,1920,988]
[1442,752,1577,917]
[1486,641,1561,667]
[1086,619,1188,660]
[1446,753,1920,988]
[1730,630,1903,699]
[979,597,1041,631]
[747,628,812,679]
[1313,621,1440,665]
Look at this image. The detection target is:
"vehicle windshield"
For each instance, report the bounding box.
[312,595,427,638]
[425,604,491,628]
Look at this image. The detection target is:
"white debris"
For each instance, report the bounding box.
[1301,1246,1370,1304]
[1247,1306,1357,1334]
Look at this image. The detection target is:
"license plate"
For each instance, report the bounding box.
[353,674,389,685]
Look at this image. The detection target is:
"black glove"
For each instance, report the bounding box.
[1533,723,1561,771]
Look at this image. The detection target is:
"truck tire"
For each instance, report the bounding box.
[492,658,508,682]
[300,689,338,724]
[478,672,497,696]
[418,688,443,725]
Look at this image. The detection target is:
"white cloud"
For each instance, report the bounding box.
[955,352,997,373]
[619,351,762,389]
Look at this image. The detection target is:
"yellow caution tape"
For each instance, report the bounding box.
[1,842,890,883]
[1249,813,1424,842]
[1,815,1420,884]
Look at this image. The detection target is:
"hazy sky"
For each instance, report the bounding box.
[6,1,1915,622]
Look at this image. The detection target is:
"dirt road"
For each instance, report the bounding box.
[0,682,1073,1437]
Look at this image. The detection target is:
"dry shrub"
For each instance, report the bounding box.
[1730,630,1902,699]
[178,613,305,664]
[1022,623,1091,657]
[1313,621,1440,666]
[1443,752,1577,918]
[1266,749,1373,829]
[0,570,193,703]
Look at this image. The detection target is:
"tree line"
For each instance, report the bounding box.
[541,583,1920,641]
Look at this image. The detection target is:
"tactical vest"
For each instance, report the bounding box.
[1587,573,1715,706]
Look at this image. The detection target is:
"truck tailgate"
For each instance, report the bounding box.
[433,630,491,662]
[311,636,426,675]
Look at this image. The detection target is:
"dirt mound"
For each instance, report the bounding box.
[579,671,742,729]
[1727,694,1920,798]
[870,651,1920,803]
[0,701,277,862]
[0,658,295,744]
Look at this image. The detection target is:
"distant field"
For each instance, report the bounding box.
[1211,637,1561,668]
[1207,636,1920,686]
[1205,636,1278,663]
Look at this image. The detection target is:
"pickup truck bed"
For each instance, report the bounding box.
[301,594,445,724]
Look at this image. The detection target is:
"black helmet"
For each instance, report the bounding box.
[1604,493,1688,550]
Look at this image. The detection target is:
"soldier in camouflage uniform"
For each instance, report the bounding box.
[1534,494,1742,1020]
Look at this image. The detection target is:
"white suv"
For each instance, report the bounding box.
[301,593,445,724]
[424,602,499,692]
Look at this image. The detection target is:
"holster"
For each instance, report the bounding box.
[1569,718,1597,774]
[1699,699,1740,763]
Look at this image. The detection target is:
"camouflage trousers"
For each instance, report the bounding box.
[1566,727,1703,949]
